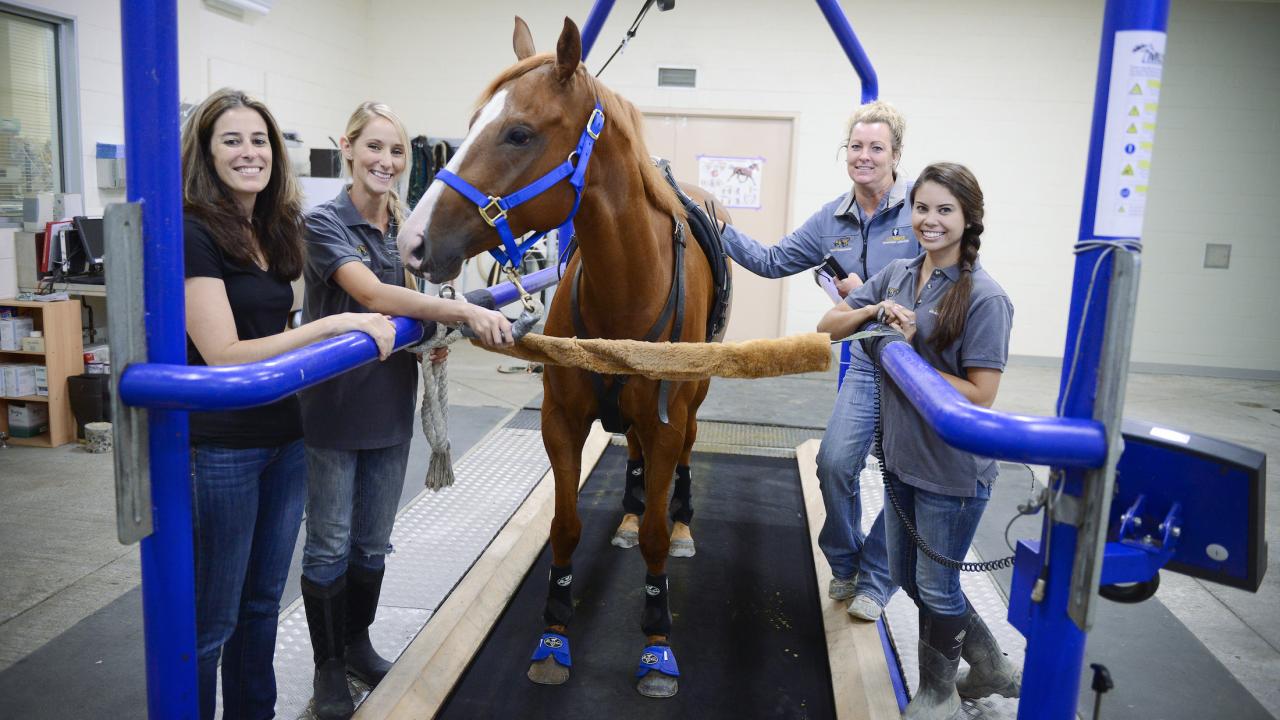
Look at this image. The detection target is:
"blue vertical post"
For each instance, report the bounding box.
[579,0,618,60]
[120,0,196,717]
[812,0,880,388]
[1019,1,1169,717]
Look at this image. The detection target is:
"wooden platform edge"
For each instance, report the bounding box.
[356,423,612,720]
[796,439,901,720]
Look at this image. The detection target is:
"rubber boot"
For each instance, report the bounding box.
[905,608,967,720]
[302,575,355,720]
[956,610,1021,699]
[345,564,394,686]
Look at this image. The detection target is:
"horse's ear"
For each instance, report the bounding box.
[513,16,536,60]
[554,17,581,84]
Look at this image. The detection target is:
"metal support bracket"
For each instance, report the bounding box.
[1069,248,1140,629]
[106,202,152,545]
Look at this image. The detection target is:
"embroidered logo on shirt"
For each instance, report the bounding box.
[356,244,369,257]
[831,237,851,249]
[883,226,911,244]
[887,287,899,297]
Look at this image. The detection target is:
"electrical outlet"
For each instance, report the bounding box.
[1204,243,1231,270]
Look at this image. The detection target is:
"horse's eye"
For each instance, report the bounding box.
[505,127,533,146]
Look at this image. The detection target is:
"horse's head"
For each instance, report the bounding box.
[399,17,598,283]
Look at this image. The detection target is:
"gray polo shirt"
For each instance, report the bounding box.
[846,255,1014,497]
[299,188,418,450]
[719,173,917,283]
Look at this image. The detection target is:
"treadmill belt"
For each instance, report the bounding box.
[438,446,835,719]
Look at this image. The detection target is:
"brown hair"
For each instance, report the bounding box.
[342,101,411,228]
[180,87,304,280]
[910,162,985,353]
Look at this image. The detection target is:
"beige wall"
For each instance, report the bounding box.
[25,0,1280,374]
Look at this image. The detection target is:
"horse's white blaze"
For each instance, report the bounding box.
[398,89,510,270]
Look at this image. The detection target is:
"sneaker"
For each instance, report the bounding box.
[828,575,857,600]
[847,594,883,621]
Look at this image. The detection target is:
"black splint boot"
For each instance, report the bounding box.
[302,575,355,720]
[345,564,394,686]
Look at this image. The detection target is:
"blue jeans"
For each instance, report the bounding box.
[882,472,990,616]
[193,439,307,720]
[302,441,411,586]
[816,352,898,606]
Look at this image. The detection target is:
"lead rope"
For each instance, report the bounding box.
[407,281,542,490]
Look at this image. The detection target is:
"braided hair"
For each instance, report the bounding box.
[910,163,985,354]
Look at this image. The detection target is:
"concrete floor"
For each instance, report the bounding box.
[0,343,1276,717]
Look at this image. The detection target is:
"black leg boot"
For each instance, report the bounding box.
[345,564,394,686]
[906,607,968,720]
[302,575,355,720]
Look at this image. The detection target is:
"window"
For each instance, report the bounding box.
[0,4,80,226]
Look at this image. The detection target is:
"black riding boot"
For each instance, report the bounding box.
[346,564,394,685]
[302,575,355,720]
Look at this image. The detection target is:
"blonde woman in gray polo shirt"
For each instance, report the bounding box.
[819,163,1021,719]
[298,102,512,719]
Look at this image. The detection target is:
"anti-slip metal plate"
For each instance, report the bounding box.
[608,420,823,458]
[225,415,554,719]
[862,457,1024,720]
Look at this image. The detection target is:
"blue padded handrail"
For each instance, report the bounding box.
[880,342,1108,469]
[120,317,427,411]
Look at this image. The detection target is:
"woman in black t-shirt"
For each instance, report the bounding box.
[181,88,395,720]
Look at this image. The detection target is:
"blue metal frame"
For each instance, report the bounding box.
[117,1,1173,716]
[120,1,196,715]
[1016,4,1169,718]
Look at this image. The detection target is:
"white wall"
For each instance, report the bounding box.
[30,0,1280,374]
[22,0,374,215]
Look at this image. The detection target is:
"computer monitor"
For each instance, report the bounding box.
[67,213,104,275]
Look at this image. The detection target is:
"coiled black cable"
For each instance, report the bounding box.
[873,365,1016,572]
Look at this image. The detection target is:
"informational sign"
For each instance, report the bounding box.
[697,155,764,209]
[1094,31,1165,238]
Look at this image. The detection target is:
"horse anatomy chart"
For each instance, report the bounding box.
[697,155,764,209]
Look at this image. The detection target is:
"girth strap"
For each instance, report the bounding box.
[570,215,686,432]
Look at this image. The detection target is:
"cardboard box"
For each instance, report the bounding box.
[2,364,37,397]
[8,401,50,437]
[34,364,48,396]
[0,316,33,350]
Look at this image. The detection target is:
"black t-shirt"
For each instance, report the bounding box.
[184,217,303,448]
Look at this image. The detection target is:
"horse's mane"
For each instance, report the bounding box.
[476,55,684,219]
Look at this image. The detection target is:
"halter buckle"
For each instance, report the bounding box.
[479,196,507,226]
[586,107,605,140]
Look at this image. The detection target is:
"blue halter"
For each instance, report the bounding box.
[434,102,605,270]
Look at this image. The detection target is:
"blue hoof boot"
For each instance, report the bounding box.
[636,644,680,698]
[528,633,571,685]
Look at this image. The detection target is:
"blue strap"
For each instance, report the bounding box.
[635,644,680,679]
[530,632,572,668]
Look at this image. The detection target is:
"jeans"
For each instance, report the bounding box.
[883,472,990,616]
[815,352,898,606]
[302,441,411,586]
[193,439,307,720]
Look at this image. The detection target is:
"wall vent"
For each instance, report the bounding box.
[658,66,697,88]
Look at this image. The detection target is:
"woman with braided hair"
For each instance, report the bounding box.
[818,162,1021,719]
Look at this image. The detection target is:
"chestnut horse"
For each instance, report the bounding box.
[398,17,725,697]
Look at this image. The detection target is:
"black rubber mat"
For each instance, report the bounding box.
[438,446,835,719]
